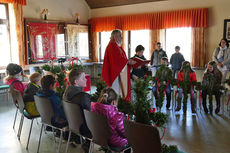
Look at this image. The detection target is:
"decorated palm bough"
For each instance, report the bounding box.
[153,64,172,111]
[41,57,83,99]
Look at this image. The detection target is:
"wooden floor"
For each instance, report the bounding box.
[1,75,230,153]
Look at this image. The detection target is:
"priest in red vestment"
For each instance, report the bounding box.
[101,29,135,101]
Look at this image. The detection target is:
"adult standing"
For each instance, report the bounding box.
[101,29,135,101]
[150,42,167,76]
[212,38,230,82]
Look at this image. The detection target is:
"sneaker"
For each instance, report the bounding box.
[215,108,220,114]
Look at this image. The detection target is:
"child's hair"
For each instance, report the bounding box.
[180,61,194,72]
[40,75,56,90]
[98,88,118,105]
[175,46,180,50]
[68,68,85,85]
[161,57,168,62]
[29,72,42,84]
[135,45,145,52]
[4,63,23,82]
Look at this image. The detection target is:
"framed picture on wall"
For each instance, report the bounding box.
[223,19,230,42]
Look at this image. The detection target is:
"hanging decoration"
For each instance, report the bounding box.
[41,9,49,20]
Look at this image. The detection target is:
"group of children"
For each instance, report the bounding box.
[131,42,223,114]
[4,63,130,153]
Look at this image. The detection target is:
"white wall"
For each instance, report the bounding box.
[24,0,90,24]
[90,0,230,63]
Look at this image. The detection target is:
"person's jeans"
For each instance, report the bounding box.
[152,85,171,108]
[152,65,161,76]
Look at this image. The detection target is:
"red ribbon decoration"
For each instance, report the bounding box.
[154,124,165,140]
[227,95,230,106]
[163,80,169,97]
[71,57,79,66]
[50,57,56,61]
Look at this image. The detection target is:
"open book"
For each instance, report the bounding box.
[131,56,150,68]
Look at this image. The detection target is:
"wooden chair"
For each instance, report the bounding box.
[123,120,161,153]
[34,95,67,153]
[84,110,130,153]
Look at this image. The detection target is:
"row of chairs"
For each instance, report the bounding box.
[10,87,162,153]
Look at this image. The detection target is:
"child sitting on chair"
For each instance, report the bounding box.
[176,61,197,113]
[152,57,172,110]
[91,88,130,152]
[4,63,26,96]
[37,75,67,127]
[23,72,42,116]
[202,61,222,114]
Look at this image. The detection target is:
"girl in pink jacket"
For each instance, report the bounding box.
[91,88,130,151]
[4,63,26,96]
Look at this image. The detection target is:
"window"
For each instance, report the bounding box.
[99,31,111,61]
[130,30,150,59]
[165,27,192,62]
[98,30,150,61]
[0,4,10,67]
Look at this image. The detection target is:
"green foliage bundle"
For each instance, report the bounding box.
[133,76,153,125]
[117,97,134,115]
[150,112,168,128]
[161,144,178,153]
[91,80,107,102]
[67,63,83,71]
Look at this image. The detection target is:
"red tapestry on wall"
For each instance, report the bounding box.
[28,22,57,61]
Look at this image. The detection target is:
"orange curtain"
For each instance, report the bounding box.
[149,29,165,57]
[0,0,26,5]
[12,4,25,66]
[191,27,206,68]
[90,8,208,32]
[91,32,99,62]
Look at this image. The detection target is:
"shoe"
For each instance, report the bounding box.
[45,126,52,132]
[82,141,90,153]
[215,108,220,114]
[192,109,196,114]
[204,107,208,113]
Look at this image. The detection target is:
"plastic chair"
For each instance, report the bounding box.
[34,95,67,153]
[84,110,130,153]
[123,120,161,153]
[62,100,84,153]
[10,88,40,149]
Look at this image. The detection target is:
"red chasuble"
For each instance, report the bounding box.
[101,40,131,101]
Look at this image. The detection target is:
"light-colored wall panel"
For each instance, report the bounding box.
[90,0,230,64]
[24,0,90,24]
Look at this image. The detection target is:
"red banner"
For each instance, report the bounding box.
[28,22,57,61]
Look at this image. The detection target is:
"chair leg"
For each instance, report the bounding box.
[37,124,44,153]
[6,88,9,102]
[65,131,71,153]
[17,115,24,140]
[52,127,56,143]
[57,130,63,153]
[26,119,34,150]
[89,142,94,153]
[13,108,18,130]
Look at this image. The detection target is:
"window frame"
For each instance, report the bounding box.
[0,3,11,67]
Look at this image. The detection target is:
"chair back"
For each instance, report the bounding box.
[34,95,54,125]
[10,86,24,113]
[123,120,161,153]
[63,100,83,134]
[9,85,18,106]
[84,110,111,147]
